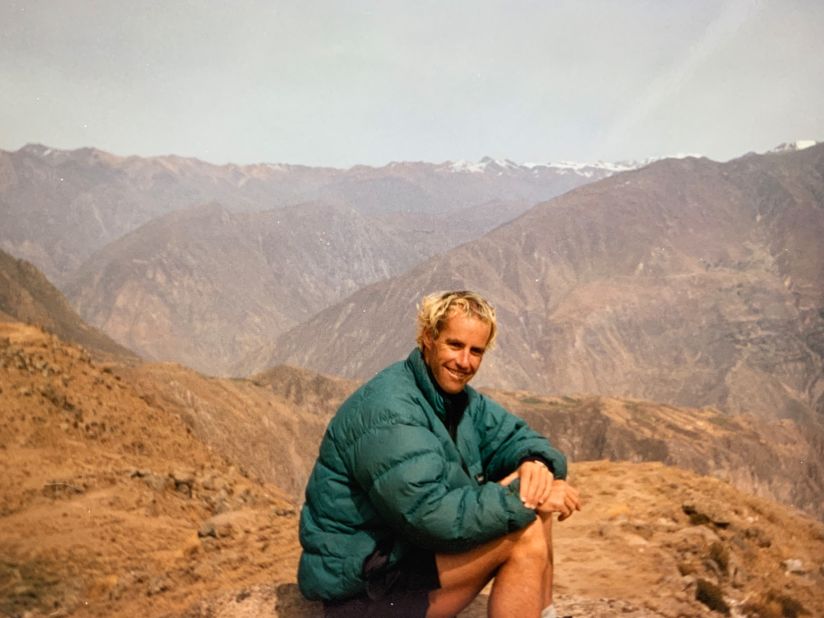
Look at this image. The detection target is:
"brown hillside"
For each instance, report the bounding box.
[2,323,824,617]
[0,249,137,362]
[114,351,824,520]
[0,322,298,617]
[116,362,355,502]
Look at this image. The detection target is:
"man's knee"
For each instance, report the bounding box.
[540,514,553,546]
[509,518,548,564]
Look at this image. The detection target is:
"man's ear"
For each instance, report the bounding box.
[422,329,435,350]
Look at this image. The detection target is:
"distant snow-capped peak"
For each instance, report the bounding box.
[444,156,647,177]
[448,157,520,173]
[523,159,643,175]
[19,143,57,157]
[770,140,817,153]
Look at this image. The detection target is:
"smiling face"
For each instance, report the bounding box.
[422,311,492,394]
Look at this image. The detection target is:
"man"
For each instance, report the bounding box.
[299,290,581,618]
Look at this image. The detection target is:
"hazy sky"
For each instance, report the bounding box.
[1,0,822,167]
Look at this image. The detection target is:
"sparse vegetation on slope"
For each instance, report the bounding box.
[0,323,297,617]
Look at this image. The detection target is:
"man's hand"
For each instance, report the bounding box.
[499,464,582,521]
[537,479,581,521]
[498,460,553,510]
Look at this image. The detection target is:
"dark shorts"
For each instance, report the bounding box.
[324,544,441,618]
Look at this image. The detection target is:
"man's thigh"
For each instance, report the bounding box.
[428,519,547,617]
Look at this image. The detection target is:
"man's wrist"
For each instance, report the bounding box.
[518,455,554,475]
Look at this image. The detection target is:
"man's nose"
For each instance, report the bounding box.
[456,349,470,368]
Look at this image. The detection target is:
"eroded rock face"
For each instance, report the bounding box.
[490,392,824,520]
[63,202,437,375]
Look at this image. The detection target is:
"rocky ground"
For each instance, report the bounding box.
[2,321,824,617]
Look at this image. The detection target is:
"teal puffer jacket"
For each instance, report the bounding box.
[298,348,567,601]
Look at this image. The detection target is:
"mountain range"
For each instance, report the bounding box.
[3,141,822,422]
[2,243,823,520]
[1,143,637,374]
[250,144,824,426]
[0,144,625,284]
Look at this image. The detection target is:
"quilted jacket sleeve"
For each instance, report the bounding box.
[346,419,537,553]
[474,396,568,482]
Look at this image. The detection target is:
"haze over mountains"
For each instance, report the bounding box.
[1,143,635,373]
[0,144,625,282]
[3,140,823,419]
[63,201,435,371]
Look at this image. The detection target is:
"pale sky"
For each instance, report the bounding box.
[1,0,822,167]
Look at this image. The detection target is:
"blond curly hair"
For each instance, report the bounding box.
[416,290,497,350]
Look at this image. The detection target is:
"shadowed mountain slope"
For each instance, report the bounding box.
[0,248,137,361]
[485,389,824,520]
[249,145,824,424]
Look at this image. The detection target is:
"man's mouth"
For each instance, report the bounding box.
[446,367,469,381]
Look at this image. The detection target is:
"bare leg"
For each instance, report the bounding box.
[540,513,554,608]
[426,518,548,618]
[487,519,547,618]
